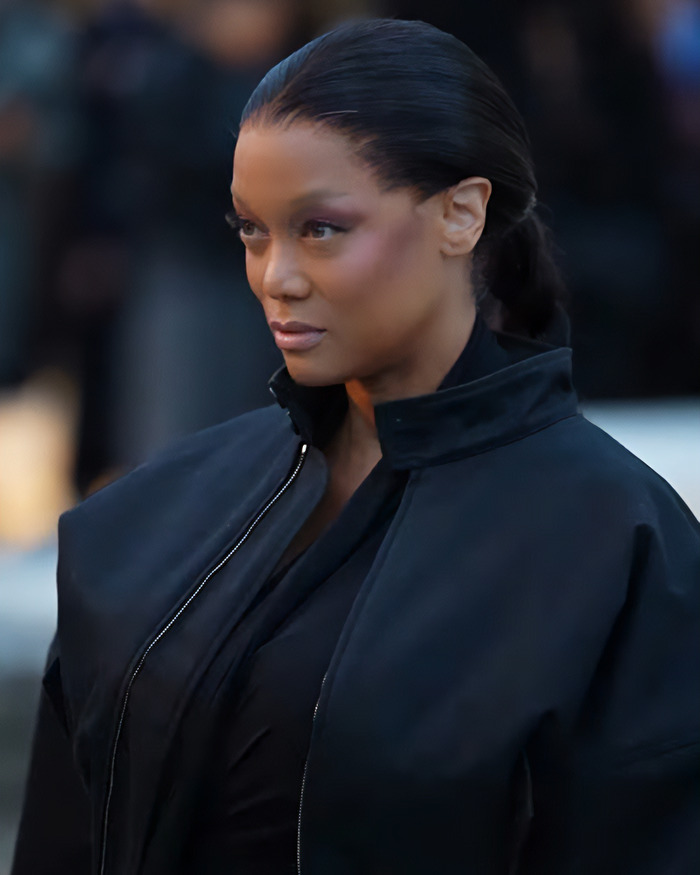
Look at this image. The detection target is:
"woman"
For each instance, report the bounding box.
[12,19,699,875]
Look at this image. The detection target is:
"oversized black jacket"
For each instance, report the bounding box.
[12,336,700,875]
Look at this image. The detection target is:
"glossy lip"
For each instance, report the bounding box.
[268,320,326,351]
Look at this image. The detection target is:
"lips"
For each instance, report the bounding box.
[268,320,326,351]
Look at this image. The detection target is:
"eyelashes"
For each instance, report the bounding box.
[303,219,346,240]
[225,211,347,241]
[225,210,240,230]
[225,211,256,236]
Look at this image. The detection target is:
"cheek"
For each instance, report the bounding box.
[331,218,431,309]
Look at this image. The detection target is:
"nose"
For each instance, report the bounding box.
[260,239,310,301]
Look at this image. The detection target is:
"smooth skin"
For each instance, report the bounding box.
[231,121,491,555]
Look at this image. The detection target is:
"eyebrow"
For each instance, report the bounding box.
[230,188,351,210]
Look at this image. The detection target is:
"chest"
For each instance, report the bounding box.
[278,440,382,566]
[296,466,626,872]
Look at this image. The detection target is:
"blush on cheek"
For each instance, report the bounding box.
[375,213,431,283]
[340,217,428,298]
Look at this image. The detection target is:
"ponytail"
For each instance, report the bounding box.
[480,211,570,345]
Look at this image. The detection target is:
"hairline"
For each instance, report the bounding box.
[239,109,444,202]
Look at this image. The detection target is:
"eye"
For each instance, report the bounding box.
[225,211,262,239]
[302,220,345,240]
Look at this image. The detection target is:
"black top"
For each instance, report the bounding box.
[184,318,510,872]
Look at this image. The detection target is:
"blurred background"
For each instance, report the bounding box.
[0,0,698,868]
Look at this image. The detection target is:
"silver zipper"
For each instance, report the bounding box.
[297,670,328,875]
[98,442,309,875]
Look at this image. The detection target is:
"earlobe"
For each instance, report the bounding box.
[439,177,492,256]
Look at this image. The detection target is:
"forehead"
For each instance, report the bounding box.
[231,121,378,207]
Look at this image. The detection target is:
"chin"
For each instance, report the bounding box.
[284,356,347,388]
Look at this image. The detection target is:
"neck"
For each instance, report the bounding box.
[349,306,476,408]
[337,306,477,456]
[339,382,381,455]
[322,383,382,491]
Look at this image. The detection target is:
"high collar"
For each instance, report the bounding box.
[268,334,578,471]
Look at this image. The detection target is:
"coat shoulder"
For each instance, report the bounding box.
[60,404,294,533]
[531,412,697,528]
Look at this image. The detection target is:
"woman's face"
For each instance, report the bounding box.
[231,121,476,399]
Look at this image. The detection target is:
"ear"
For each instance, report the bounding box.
[438,177,492,256]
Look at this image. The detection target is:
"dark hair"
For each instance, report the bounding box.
[241,18,567,342]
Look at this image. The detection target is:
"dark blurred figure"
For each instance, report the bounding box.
[60,0,312,492]
[645,0,700,392]
[0,0,81,386]
[518,0,670,398]
[390,0,700,398]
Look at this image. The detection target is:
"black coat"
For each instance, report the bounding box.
[12,336,700,875]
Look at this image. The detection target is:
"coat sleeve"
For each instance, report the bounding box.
[519,509,700,875]
[10,641,92,875]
